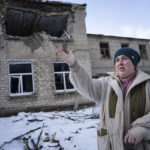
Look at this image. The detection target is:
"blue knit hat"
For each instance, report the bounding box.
[114,47,140,68]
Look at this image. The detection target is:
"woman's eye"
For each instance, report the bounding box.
[122,57,128,60]
[115,59,119,62]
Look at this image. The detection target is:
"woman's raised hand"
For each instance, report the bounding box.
[56,48,76,67]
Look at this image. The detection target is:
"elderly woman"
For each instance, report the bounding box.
[56,47,150,150]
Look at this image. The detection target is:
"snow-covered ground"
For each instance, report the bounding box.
[0,106,100,150]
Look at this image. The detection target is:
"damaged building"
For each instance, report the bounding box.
[0,0,150,116]
[88,34,150,77]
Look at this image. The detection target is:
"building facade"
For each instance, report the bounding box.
[88,34,150,77]
[0,0,150,116]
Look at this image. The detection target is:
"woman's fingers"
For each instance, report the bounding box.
[56,48,66,57]
[124,133,137,144]
[124,133,129,144]
[56,48,69,61]
[56,48,75,67]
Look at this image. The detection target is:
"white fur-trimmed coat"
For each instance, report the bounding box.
[69,61,150,150]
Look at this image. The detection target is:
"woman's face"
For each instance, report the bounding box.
[115,55,135,78]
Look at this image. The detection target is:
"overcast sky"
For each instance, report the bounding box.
[43,0,150,39]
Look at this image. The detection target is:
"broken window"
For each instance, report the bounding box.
[100,43,110,58]
[121,43,129,48]
[9,62,34,96]
[53,63,74,92]
[139,44,147,58]
[5,8,68,37]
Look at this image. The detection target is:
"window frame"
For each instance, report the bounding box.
[99,42,110,58]
[53,62,75,93]
[121,43,129,48]
[8,62,34,96]
[139,44,147,59]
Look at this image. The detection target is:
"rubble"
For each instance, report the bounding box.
[0,107,99,150]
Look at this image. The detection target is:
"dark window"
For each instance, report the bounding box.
[139,44,147,58]
[5,8,68,37]
[54,63,74,92]
[9,63,33,96]
[121,43,129,48]
[54,74,64,90]
[9,64,32,73]
[23,75,33,92]
[10,76,20,93]
[100,43,110,58]
[65,73,73,89]
[54,63,69,72]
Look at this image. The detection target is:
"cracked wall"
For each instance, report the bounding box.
[0,0,92,116]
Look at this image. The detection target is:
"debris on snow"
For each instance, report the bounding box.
[0,106,99,150]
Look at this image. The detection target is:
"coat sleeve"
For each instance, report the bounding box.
[128,112,150,143]
[69,61,108,104]
[128,81,150,143]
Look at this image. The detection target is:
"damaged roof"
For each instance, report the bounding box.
[1,0,87,38]
[1,0,87,9]
[87,34,150,41]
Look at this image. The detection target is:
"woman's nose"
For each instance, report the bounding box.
[118,59,124,64]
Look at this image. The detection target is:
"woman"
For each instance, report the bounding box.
[56,47,150,150]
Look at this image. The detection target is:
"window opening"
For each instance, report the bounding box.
[5,8,68,37]
[53,63,74,92]
[9,62,34,96]
[100,43,110,58]
[139,44,147,58]
[121,43,129,48]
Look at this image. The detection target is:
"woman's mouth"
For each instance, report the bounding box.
[119,67,125,71]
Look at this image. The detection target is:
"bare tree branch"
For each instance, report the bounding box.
[0,126,47,149]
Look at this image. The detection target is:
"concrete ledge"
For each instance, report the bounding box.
[0,101,95,117]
